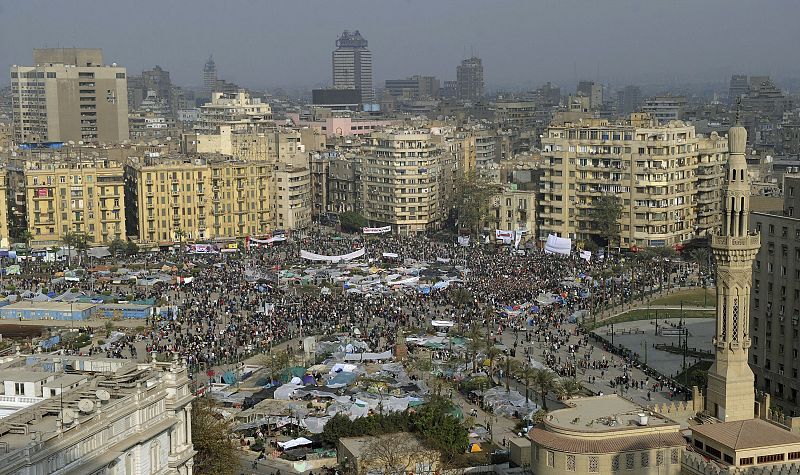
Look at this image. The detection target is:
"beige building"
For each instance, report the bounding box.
[361,130,442,234]
[695,132,728,237]
[0,167,9,248]
[187,125,303,162]
[491,184,536,237]
[195,92,272,134]
[529,395,684,475]
[125,156,271,244]
[539,114,727,248]
[24,157,126,247]
[271,160,311,231]
[11,48,129,144]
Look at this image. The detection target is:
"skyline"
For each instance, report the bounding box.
[2,0,800,92]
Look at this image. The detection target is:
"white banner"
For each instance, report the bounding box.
[300,248,365,262]
[363,226,392,234]
[458,235,470,247]
[250,235,286,244]
[580,250,592,262]
[496,229,513,245]
[382,252,399,258]
[544,234,572,256]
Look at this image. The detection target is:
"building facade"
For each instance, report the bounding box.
[361,131,442,234]
[24,157,126,247]
[195,92,272,134]
[539,114,725,248]
[11,48,129,144]
[456,57,484,102]
[641,96,686,123]
[0,356,194,475]
[332,31,374,104]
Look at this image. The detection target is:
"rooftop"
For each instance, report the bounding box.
[692,419,800,450]
[545,395,677,433]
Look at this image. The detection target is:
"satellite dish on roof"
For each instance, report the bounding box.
[62,408,77,425]
[96,389,110,402]
[78,399,95,413]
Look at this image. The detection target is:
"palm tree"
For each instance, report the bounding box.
[505,357,521,393]
[484,346,502,381]
[532,368,557,410]
[466,327,484,373]
[451,287,472,331]
[516,364,538,404]
[556,378,583,400]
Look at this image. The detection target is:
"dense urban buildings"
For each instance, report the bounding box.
[10,48,129,143]
[332,30,374,104]
[202,55,217,100]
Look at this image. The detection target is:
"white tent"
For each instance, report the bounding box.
[278,437,313,450]
[544,234,572,256]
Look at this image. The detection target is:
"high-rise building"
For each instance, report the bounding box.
[729,74,750,107]
[11,48,129,144]
[617,85,642,115]
[539,114,727,247]
[577,80,603,110]
[642,96,687,123]
[706,123,760,422]
[749,174,800,416]
[361,130,442,234]
[332,30,374,104]
[384,76,439,99]
[203,55,217,99]
[142,65,172,103]
[456,57,484,101]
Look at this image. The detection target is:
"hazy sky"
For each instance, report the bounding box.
[2,0,799,91]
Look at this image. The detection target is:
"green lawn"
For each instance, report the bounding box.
[587,308,715,330]
[649,287,716,308]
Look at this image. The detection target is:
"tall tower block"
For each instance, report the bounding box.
[706,123,760,422]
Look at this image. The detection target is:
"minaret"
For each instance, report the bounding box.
[706,121,760,422]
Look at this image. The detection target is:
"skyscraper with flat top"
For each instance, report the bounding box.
[332,30,373,104]
[706,122,760,422]
[457,57,484,101]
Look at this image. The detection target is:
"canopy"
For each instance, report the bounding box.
[544,234,572,256]
[278,437,313,450]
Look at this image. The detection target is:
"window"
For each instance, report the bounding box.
[640,452,649,468]
[788,451,800,460]
[740,457,754,465]
[656,451,663,466]
[626,453,635,470]
[757,453,785,463]
[116,72,126,79]
[611,455,620,471]
[566,454,575,471]
[588,456,599,473]
[546,451,554,467]
[671,449,679,464]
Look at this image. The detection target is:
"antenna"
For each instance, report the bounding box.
[78,399,95,413]
[96,389,111,402]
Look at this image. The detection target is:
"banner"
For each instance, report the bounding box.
[382,252,399,258]
[363,226,391,234]
[249,235,286,245]
[580,250,592,262]
[300,248,365,262]
[458,235,470,247]
[188,244,217,254]
[495,229,513,245]
[514,231,523,249]
[544,234,572,256]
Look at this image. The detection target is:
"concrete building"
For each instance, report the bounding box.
[195,92,272,134]
[0,166,9,248]
[327,156,363,215]
[202,55,217,100]
[490,184,536,238]
[24,156,126,247]
[187,125,303,161]
[10,48,129,144]
[338,433,440,475]
[287,112,394,137]
[529,395,685,475]
[124,156,271,244]
[577,80,603,110]
[617,85,642,115]
[695,132,729,237]
[492,101,537,128]
[332,30,374,104]
[456,57,484,102]
[271,160,312,231]
[361,130,442,234]
[749,174,800,416]
[539,114,725,248]
[0,356,194,474]
[706,122,760,422]
[641,96,686,123]
[384,76,439,99]
[728,74,750,107]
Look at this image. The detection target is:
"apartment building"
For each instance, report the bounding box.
[361,130,442,234]
[186,125,303,161]
[696,132,729,236]
[539,114,726,248]
[195,92,272,134]
[327,156,363,215]
[750,174,800,416]
[0,167,9,248]
[271,161,312,231]
[124,156,271,244]
[491,184,536,237]
[24,157,126,247]
[10,48,129,144]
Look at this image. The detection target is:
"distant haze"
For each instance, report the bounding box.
[2,0,799,91]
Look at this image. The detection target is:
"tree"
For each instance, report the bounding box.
[360,432,440,475]
[258,351,290,383]
[450,288,472,331]
[516,364,538,404]
[484,346,502,381]
[339,211,367,233]
[104,320,115,337]
[108,237,126,258]
[125,240,140,257]
[16,230,33,249]
[556,378,583,400]
[505,357,521,393]
[61,232,76,266]
[448,171,501,235]
[588,194,623,249]
[466,327,484,373]
[532,368,557,410]
[191,398,237,475]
